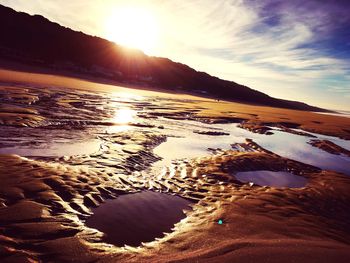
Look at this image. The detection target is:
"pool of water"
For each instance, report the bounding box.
[251,129,350,175]
[152,121,350,176]
[234,170,308,188]
[292,128,350,151]
[0,139,102,157]
[85,191,192,247]
[0,125,105,157]
[153,120,247,166]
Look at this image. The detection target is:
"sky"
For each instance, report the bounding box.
[1,0,350,110]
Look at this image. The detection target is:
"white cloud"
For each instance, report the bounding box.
[1,0,349,110]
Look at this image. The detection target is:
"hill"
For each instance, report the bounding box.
[0,4,328,112]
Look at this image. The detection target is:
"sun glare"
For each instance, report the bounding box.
[105,6,159,54]
[113,108,136,124]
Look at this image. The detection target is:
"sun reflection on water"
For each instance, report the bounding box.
[111,92,144,102]
[113,108,136,124]
[106,108,137,134]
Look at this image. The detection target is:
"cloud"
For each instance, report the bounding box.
[1,0,349,110]
[154,0,350,109]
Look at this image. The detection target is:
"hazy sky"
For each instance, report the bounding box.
[1,0,350,110]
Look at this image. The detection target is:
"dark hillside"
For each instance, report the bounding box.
[0,4,328,112]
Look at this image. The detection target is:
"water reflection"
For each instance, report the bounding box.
[85,191,192,247]
[0,139,101,157]
[106,124,134,134]
[152,121,350,176]
[112,108,136,124]
[234,170,308,188]
[111,92,144,102]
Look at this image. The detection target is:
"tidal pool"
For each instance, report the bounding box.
[152,121,350,176]
[234,170,308,188]
[0,139,102,157]
[250,128,350,175]
[2,85,348,176]
[85,191,192,247]
[0,126,104,157]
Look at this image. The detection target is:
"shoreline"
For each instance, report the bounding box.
[314,110,350,119]
[1,67,350,140]
[0,59,338,112]
[0,75,349,262]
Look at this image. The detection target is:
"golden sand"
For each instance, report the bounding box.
[0,68,349,262]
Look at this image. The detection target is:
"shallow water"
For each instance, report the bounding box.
[0,138,102,157]
[85,191,192,247]
[153,122,350,176]
[292,128,350,151]
[314,110,350,119]
[234,170,308,188]
[251,128,350,175]
[1,84,350,251]
[153,120,247,166]
[1,85,349,175]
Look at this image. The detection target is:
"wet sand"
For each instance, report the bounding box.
[0,69,350,262]
[1,68,350,139]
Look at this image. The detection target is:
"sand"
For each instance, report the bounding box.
[1,68,350,139]
[308,139,350,157]
[0,68,350,262]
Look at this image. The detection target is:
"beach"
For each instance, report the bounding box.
[0,69,350,263]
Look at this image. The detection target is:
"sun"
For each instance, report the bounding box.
[105,6,159,54]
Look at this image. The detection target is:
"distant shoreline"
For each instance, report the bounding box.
[0,59,337,113]
[1,65,350,140]
[315,110,350,118]
[0,58,191,97]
